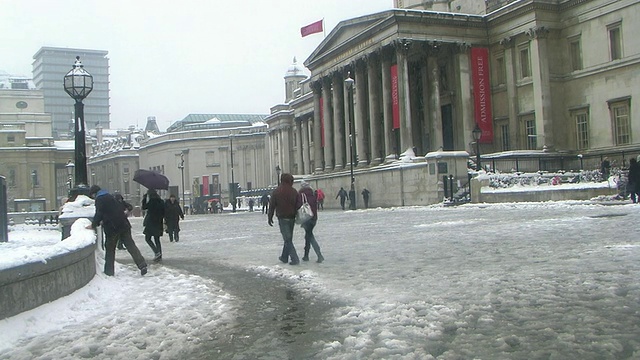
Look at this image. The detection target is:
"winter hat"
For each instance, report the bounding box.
[89,185,101,197]
[300,181,310,188]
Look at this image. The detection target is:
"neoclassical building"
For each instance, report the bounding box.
[267,0,639,179]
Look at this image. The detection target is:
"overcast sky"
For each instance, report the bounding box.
[2,0,392,130]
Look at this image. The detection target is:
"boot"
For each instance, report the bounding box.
[302,250,309,262]
[317,254,324,263]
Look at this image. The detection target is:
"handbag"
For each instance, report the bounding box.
[295,193,314,224]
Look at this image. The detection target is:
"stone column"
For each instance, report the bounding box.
[294,119,303,174]
[367,53,383,165]
[312,82,324,173]
[322,77,334,171]
[355,60,368,166]
[500,37,519,149]
[332,73,345,170]
[302,118,310,174]
[380,48,395,160]
[527,26,553,149]
[427,47,443,150]
[455,42,474,149]
[396,40,413,153]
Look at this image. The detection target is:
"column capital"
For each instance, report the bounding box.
[394,39,412,54]
[526,26,549,40]
[310,81,322,93]
[500,36,515,48]
[455,41,471,54]
[426,41,443,56]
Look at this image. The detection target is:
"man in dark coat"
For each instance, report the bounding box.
[261,194,270,214]
[142,189,165,262]
[164,194,184,242]
[87,185,147,276]
[268,173,300,265]
[361,188,371,209]
[336,187,348,210]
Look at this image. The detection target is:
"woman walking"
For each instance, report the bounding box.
[164,194,184,242]
[297,181,324,263]
[142,189,165,261]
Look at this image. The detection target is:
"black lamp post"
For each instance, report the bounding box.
[66,160,75,191]
[31,170,37,199]
[345,72,357,210]
[472,123,482,171]
[178,152,186,211]
[230,135,236,213]
[275,165,281,185]
[63,56,93,195]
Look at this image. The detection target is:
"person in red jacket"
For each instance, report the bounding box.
[268,173,300,265]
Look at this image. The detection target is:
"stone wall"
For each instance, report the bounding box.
[0,242,96,320]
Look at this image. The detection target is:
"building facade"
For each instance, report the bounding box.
[32,47,110,139]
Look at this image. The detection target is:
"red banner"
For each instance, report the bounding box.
[202,175,209,196]
[471,47,493,143]
[301,20,323,37]
[390,64,400,129]
[320,97,325,147]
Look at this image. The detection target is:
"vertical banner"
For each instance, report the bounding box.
[320,97,325,147]
[211,174,220,195]
[202,175,209,196]
[390,64,400,129]
[192,177,200,198]
[471,47,494,143]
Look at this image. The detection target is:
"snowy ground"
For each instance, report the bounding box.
[1,200,640,359]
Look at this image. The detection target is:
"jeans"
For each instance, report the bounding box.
[301,218,322,259]
[145,234,162,256]
[105,230,146,276]
[278,218,299,263]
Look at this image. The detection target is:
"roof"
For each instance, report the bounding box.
[166,114,268,133]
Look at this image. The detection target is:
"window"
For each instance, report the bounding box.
[608,23,622,61]
[610,100,630,145]
[206,151,219,167]
[574,110,589,150]
[8,168,16,187]
[522,116,537,150]
[569,37,583,71]
[500,123,510,151]
[495,56,506,85]
[519,46,531,79]
[7,135,15,143]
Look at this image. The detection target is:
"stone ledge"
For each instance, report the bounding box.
[0,242,96,320]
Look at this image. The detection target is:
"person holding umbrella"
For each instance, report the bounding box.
[142,189,165,262]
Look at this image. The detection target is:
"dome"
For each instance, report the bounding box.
[284,57,306,78]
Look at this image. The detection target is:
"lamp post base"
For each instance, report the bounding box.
[69,184,91,201]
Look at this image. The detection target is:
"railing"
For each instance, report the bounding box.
[7,211,59,226]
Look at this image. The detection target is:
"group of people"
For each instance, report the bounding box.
[336,186,371,210]
[87,186,184,277]
[268,173,324,265]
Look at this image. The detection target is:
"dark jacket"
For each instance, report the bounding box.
[91,190,131,236]
[268,174,298,221]
[142,194,165,237]
[628,159,640,191]
[296,186,318,220]
[164,199,184,225]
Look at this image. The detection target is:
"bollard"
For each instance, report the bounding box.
[0,177,7,242]
[449,175,455,201]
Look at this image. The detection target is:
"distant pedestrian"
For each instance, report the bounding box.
[601,157,611,181]
[261,194,270,214]
[336,187,348,210]
[142,189,165,262]
[268,173,300,265]
[87,185,147,276]
[361,188,371,208]
[628,158,640,203]
[315,188,325,210]
[164,194,184,242]
[248,198,255,212]
[297,181,324,263]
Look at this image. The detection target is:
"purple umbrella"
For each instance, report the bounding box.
[133,169,170,190]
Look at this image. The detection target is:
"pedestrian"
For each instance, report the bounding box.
[336,187,348,210]
[86,185,147,276]
[361,188,371,208]
[628,158,640,203]
[268,173,300,265]
[261,193,270,214]
[164,194,184,242]
[142,189,165,262]
[315,188,325,210]
[297,181,324,263]
[248,198,255,212]
[601,157,611,181]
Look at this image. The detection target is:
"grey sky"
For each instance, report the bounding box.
[2,0,392,130]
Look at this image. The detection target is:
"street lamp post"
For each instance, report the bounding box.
[178,152,186,211]
[63,56,93,196]
[66,160,75,192]
[275,165,281,185]
[345,72,357,210]
[472,123,482,171]
[31,170,37,199]
[230,135,236,213]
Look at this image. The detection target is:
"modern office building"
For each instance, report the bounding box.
[32,47,110,139]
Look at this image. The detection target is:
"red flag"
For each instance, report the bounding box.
[301,19,323,37]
